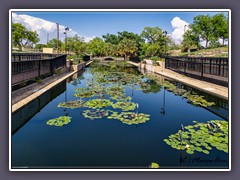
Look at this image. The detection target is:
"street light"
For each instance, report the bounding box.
[64,27,69,54]
[163,30,167,57]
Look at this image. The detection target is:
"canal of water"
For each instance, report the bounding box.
[11,62,229,169]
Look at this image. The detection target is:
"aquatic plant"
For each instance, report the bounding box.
[84,99,112,109]
[164,120,228,154]
[183,94,216,107]
[74,91,95,98]
[149,162,160,168]
[57,100,85,109]
[110,94,132,101]
[107,112,150,125]
[46,116,71,127]
[112,101,137,111]
[107,86,124,92]
[82,109,110,120]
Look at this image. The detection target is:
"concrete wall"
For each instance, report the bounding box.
[43,48,53,54]
[71,62,86,72]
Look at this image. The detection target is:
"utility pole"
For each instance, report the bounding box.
[47,33,49,44]
[64,27,69,54]
[56,23,59,54]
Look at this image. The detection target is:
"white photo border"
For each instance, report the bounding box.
[9,9,231,172]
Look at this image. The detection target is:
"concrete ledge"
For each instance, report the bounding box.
[71,62,86,71]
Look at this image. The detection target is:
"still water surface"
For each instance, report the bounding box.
[12,64,229,169]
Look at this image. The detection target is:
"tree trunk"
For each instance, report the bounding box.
[205,40,208,48]
[18,43,23,51]
[187,48,190,56]
[124,54,127,61]
[222,38,225,46]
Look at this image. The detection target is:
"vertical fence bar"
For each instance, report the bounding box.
[38,60,40,78]
[218,59,222,76]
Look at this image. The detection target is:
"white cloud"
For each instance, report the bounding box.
[12,13,95,44]
[170,17,189,44]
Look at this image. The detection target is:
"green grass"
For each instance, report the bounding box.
[178,46,228,57]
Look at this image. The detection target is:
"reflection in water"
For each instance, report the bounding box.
[11,61,229,168]
[142,71,228,120]
[12,80,66,135]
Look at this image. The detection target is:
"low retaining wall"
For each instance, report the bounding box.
[70,62,86,71]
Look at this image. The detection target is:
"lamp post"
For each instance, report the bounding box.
[163,30,167,57]
[64,27,69,54]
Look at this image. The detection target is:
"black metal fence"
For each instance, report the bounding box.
[12,53,67,86]
[165,56,228,86]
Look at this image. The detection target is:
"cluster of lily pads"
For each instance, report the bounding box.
[110,94,132,101]
[84,99,112,109]
[46,116,71,127]
[107,111,150,125]
[164,120,228,155]
[82,109,110,120]
[112,101,137,111]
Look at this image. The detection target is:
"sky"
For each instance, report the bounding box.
[11,10,228,45]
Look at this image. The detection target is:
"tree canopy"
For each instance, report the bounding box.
[188,13,228,48]
[12,13,228,58]
[12,23,39,51]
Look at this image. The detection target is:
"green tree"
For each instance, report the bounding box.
[140,26,164,44]
[105,43,118,56]
[182,30,200,53]
[12,23,39,51]
[190,14,213,48]
[212,13,228,45]
[46,38,62,49]
[117,38,138,60]
[87,37,106,57]
[102,33,120,45]
[140,26,168,56]
[35,43,46,49]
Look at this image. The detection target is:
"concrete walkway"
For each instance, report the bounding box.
[128,61,228,100]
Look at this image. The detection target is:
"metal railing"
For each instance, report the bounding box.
[12,53,67,86]
[165,56,228,86]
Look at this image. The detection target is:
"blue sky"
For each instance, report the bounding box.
[12,11,228,44]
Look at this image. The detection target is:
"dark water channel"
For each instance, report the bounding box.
[12,63,229,169]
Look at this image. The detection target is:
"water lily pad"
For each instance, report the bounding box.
[46,116,71,127]
[84,99,112,109]
[112,101,137,111]
[164,120,228,155]
[107,111,150,125]
[83,109,110,120]
[149,162,160,168]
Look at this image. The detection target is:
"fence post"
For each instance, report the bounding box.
[50,59,53,75]
[38,60,41,78]
[209,59,212,74]
[201,59,204,78]
[184,60,186,73]
[218,59,221,76]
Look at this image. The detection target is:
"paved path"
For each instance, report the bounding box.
[128,61,228,100]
